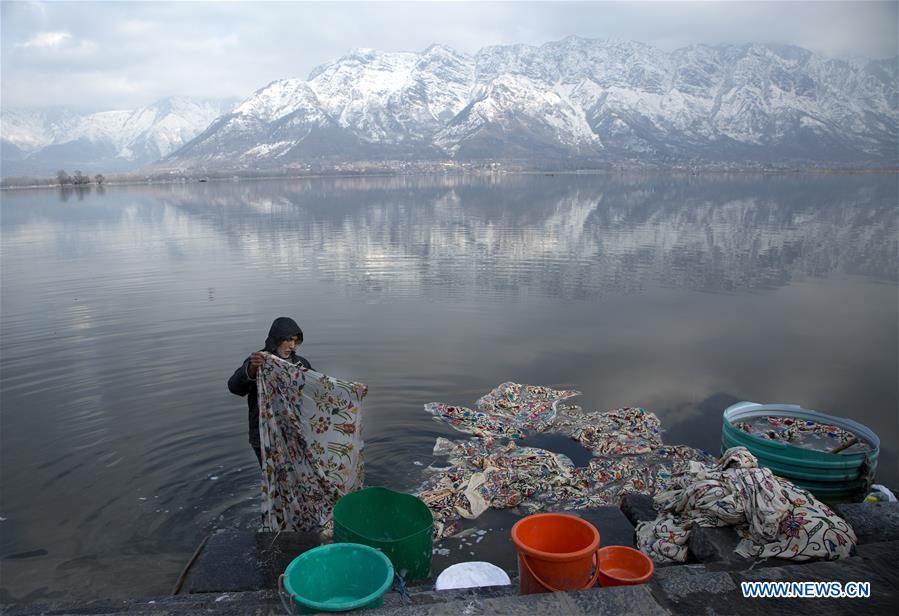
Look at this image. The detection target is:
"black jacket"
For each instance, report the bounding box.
[228,317,312,446]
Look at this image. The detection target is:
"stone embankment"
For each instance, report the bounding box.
[3,499,897,615]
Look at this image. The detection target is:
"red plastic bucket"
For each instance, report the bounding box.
[597,546,654,587]
[510,513,601,594]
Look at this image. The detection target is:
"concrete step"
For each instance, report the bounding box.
[6,540,898,616]
[0,591,280,615]
[648,539,899,615]
[370,584,667,616]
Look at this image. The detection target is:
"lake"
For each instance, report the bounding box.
[1,172,896,602]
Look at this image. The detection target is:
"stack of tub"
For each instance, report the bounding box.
[722,402,880,503]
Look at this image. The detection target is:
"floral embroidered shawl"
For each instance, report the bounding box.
[257,354,367,531]
[635,447,857,562]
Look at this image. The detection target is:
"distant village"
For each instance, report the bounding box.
[1,159,894,190]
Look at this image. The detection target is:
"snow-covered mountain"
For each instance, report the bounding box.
[1,97,236,176]
[5,38,896,177]
[163,37,897,169]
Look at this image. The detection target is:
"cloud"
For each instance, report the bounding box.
[172,34,241,56]
[24,1,47,19]
[1,1,896,111]
[17,31,70,49]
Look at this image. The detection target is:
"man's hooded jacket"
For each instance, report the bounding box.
[228,317,312,458]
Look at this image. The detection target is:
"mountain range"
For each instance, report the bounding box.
[1,97,236,177]
[3,37,897,177]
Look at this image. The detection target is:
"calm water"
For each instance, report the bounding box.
[1,173,897,601]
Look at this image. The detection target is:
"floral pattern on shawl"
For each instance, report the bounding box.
[419,383,712,539]
[257,354,367,531]
[424,383,580,439]
[635,446,857,563]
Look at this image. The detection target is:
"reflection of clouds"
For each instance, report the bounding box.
[65,302,94,333]
[155,175,896,300]
[1,220,59,254]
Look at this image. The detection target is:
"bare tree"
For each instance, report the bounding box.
[57,170,72,186]
[94,173,105,185]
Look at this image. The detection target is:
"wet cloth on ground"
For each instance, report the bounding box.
[257,354,368,532]
[418,383,712,539]
[424,382,580,438]
[554,404,664,456]
[635,446,856,562]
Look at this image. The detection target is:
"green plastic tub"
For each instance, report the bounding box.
[722,402,879,503]
[333,486,433,580]
[280,543,393,613]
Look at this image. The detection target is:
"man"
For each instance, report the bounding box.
[228,317,313,466]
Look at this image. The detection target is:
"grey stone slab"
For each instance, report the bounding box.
[479,592,584,615]
[688,527,747,564]
[687,527,794,572]
[180,532,262,593]
[368,591,583,616]
[372,584,518,614]
[568,584,669,615]
[578,506,637,548]
[833,502,899,544]
[0,591,285,615]
[180,530,321,594]
[621,493,658,526]
[853,538,899,562]
[650,564,738,600]
[852,540,899,589]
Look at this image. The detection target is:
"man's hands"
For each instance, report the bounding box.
[247,352,266,378]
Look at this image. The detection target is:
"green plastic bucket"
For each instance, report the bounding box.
[722,402,879,503]
[333,487,433,580]
[280,543,393,613]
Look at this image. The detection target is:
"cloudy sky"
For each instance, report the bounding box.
[2,0,897,112]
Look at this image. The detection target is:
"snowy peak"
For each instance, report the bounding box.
[1,97,236,176]
[1,108,81,153]
[233,79,323,123]
[165,38,896,168]
[435,73,600,159]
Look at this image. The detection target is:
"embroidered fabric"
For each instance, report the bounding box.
[733,416,865,452]
[257,354,367,531]
[418,382,712,539]
[635,446,857,562]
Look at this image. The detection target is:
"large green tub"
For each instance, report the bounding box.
[722,402,879,503]
[332,487,433,581]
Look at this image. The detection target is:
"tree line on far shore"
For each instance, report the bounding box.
[57,170,105,186]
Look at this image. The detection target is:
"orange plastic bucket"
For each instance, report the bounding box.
[597,546,654,587]
[510,513,601,594]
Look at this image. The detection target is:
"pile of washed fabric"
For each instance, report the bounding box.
[733,416,864,452]
[636,446,857,562]
[416,382,713,538]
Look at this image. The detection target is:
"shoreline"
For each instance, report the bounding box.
[2,165,897,192]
